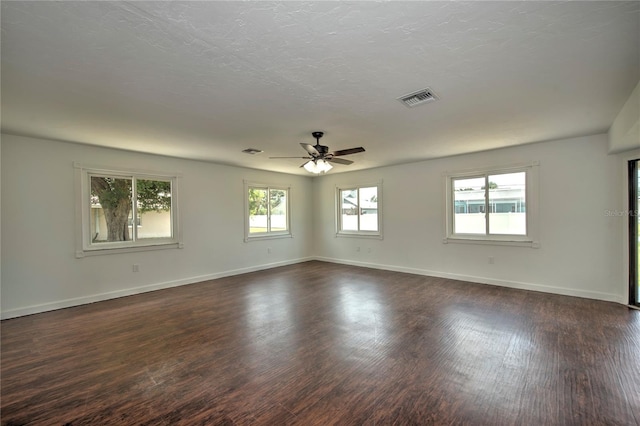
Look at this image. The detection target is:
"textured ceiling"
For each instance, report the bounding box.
[2,1,639,175]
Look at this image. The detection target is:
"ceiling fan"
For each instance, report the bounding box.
[270,131,365,174]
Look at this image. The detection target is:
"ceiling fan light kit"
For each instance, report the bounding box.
[303,158,333,174]
[270,131,365,175]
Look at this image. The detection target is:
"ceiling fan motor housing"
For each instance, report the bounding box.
[316,145,329,155]
[311,132,329,155]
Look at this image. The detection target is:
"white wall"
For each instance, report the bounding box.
[313,134,626,303]
[0,132,631,319]
[1,134,314,318]
[609,79,640,154]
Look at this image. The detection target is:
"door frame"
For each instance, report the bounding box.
[620,150,640,306]
[629,158,639,306]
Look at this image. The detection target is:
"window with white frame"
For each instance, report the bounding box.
[444,162,539,247]
[245,182,291,241]
[75,164,182,257]
[336,183,382,237]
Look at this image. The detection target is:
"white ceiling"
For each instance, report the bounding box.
[2,1,639,175]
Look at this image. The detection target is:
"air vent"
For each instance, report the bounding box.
[242,148,263,155]
[398,88,439,108]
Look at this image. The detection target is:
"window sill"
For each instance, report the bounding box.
[245,233,292,243]
[76,242,183,258]
[443,237,539,248]
[336,232,383,240]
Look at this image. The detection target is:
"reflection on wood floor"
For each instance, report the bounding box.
[2,261,639,425]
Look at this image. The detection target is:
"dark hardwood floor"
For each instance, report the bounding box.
[2,261,639,425]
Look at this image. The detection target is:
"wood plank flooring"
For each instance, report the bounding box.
[2,261,639,425]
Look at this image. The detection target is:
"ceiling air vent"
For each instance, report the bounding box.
[397,88,439,108]
[242,148,263,154]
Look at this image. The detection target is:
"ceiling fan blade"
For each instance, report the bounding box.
[328,157,353,165]
[331,147,365,156]
[300,143,320,156]
[269,156,311,159]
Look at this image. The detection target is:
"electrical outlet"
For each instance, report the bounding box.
[356,247,360,252]
[367,247,372,253]
[488,257,494,264]
[133,264,140,272]
[267,247,272,254]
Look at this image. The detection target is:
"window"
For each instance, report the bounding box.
[444,163,538,247]
[75,164,182,257]
[245,182,291,241]
[336,182,382,238]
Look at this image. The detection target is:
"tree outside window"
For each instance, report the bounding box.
[75,164,181,257]
[246,184,290,240]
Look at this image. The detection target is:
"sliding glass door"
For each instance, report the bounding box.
[630,159,639,307]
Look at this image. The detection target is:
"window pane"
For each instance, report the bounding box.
[90,176,133,243]
[453,177,486,234]
[248,188,268,234]
[488,172,526,235]
[136,179,172,239]
[341,189,358,231]
[270,189,288,232]
[359,186,378,231]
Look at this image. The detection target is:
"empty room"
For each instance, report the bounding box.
[1,1,639,425]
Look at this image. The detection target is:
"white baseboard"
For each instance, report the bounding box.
[0,257,314,320]
[2,255,625,319]
[313,256,625,304]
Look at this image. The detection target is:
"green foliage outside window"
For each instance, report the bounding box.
[91,176,171,242]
